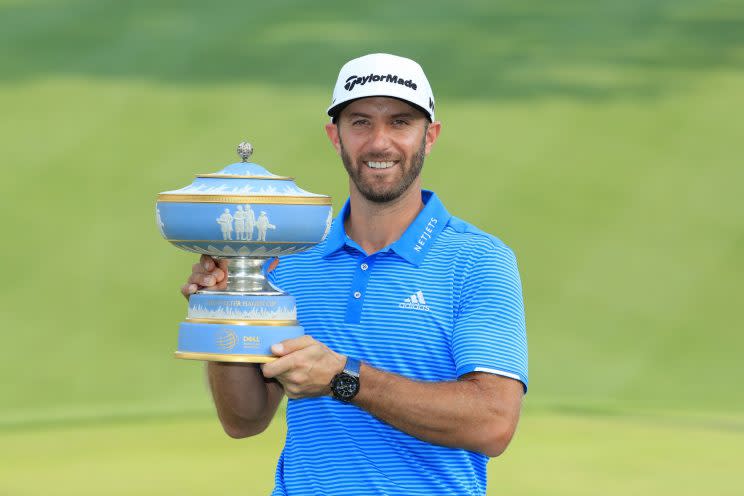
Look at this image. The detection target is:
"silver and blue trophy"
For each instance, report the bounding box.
[156,142,332,363]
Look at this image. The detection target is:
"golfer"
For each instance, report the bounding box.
[216,208,234,240]
[183,53,528,496]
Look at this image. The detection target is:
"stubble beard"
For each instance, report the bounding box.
[339,127,428,204]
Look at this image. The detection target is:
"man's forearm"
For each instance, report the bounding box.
[207,362,284,438]
[352,364,523,457]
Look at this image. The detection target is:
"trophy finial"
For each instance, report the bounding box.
[237,141,254,162]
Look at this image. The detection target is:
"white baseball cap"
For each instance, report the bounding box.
[327,53,435,122]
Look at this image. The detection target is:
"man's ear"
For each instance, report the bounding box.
[424,121,442,155]
[325,122,342,155]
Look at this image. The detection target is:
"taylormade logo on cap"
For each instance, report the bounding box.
[328,53,435,121]
[343,73,418,92]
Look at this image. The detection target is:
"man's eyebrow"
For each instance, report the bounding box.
[346,112,372,119]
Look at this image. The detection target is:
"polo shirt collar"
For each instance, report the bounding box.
[321,190,451,267]
[320,200,350,257]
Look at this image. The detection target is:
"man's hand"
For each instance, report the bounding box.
[181,255,229,298]
[181,256,280,299]
[261,336,346,399]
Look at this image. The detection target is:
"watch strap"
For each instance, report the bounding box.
[344,356,361,377]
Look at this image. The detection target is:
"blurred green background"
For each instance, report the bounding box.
[1,0,742,494]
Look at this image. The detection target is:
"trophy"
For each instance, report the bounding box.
[156,141,332,362]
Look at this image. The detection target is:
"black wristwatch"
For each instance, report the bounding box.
[330,357,361,402]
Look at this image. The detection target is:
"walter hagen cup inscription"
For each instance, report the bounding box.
[156,141,332,362]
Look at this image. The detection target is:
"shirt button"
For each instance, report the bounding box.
[353,291,362,299]
[360,263,369,271]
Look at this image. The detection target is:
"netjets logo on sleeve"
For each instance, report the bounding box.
[344,74,418,92]
[399,291,430,311]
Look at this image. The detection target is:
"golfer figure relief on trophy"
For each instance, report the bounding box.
[155,141,332,362]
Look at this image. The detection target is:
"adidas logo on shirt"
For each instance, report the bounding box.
[399,291,430,311]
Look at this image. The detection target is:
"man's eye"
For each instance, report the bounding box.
[392,119,408,126]
[352,119,369,126]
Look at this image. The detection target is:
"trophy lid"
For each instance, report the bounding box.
[157,141,330,203]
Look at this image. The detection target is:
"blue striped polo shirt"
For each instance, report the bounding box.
[268,190,528,496]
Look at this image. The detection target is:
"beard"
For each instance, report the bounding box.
[339,128,428,204]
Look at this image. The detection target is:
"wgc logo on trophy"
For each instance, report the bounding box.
[155,141,332,362]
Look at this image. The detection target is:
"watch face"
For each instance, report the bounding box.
[332,374,359,400]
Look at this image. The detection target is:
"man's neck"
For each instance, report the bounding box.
[344,183,424,255]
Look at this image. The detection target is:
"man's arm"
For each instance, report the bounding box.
[206,362,284,438]
[261,336,523,457]
[182,255,285,439]
[355,365,522,457]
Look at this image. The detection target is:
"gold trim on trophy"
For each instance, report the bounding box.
[174,351,277,363]
[185,318,299,326]
[168,239,319,244]
[156,194,332,205]
[196,173,294,180]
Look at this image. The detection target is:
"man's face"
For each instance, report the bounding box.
[326,97,441,203]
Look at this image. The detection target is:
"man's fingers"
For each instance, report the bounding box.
[211,267,226,282]
[181,283,198,299]
[188,272,216,287]
[190,262,224,280]
[200,255,216,271]
[188,268,225,286]
[261,355,294,379]
[262,336,316,378]
[271,335,316,356]
[183,279,225,296]
[216,258,230,273]
[181,256,227,298]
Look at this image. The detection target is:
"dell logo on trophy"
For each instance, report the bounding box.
[155,141,332,362]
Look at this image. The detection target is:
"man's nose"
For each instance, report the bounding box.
[368,126,391,151]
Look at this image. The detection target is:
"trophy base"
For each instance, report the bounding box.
[176,291,304,363]
[174,351,278,363]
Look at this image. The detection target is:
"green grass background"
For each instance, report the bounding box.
[1,0,742,494]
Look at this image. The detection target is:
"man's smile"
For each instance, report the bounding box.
[364,160,398,170]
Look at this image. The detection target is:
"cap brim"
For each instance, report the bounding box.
[327,96,432,122]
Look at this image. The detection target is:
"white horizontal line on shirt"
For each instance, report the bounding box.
[473,367,521,381]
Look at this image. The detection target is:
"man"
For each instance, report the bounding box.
[216,208,234,240]
[244,203,256,241]
[234,205,246,241]
[256,210,276,242]
[182,53,528,495]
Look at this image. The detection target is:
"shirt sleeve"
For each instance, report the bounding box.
[452,239,529,392]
